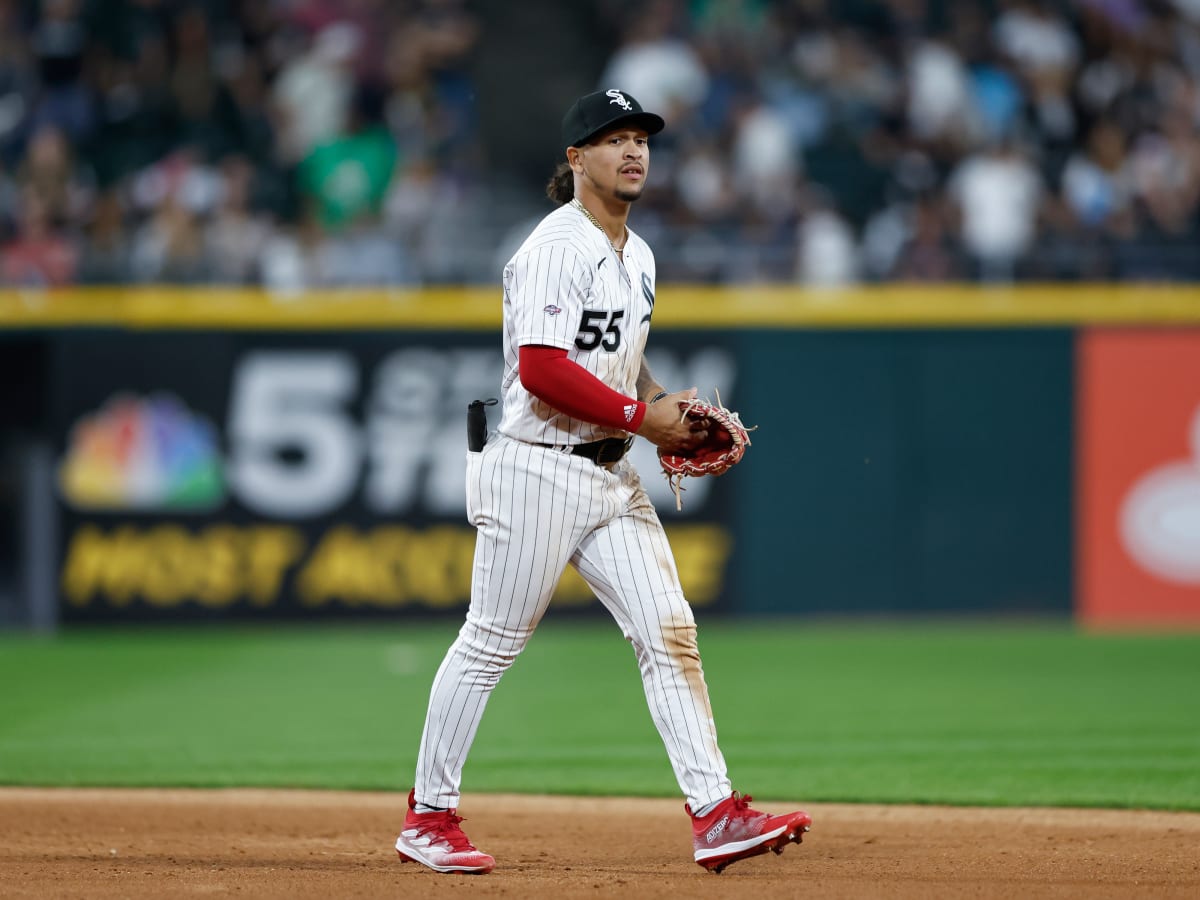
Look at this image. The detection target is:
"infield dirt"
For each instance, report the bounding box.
[1,788,1197,899]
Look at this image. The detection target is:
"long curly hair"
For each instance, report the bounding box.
[545,162,574,205]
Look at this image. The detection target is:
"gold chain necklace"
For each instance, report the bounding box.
[572,198,627,253]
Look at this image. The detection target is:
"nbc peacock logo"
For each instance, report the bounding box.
[58,392,226,511]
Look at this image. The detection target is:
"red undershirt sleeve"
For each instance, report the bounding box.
[519,345,647,433]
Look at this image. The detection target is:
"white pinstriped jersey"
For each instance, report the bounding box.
[496,202,656,445]
[411,196,734,819]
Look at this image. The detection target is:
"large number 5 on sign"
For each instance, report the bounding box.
[228,351,362,518]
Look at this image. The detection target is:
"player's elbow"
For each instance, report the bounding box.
[518,368,555,406]
[518,345,566,400]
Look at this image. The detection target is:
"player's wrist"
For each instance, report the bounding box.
[628,400,648,433]
[648,390,669,404]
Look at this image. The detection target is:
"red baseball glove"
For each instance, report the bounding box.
[659,393,754,509]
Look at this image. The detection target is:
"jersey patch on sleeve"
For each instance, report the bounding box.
[543,304,562,316]
[640,271,655,324]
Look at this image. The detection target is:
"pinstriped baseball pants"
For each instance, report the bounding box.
[413,434,732,810]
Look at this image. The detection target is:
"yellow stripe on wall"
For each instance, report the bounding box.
[2,285,1200,330]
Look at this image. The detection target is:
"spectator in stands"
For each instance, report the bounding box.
[15,124,91,228]
[796,202,860,286]
[205,155,272,284]
[128,149,212,283]
[890,196,964,282]
[0,0,36,159]
[76,187,130,283]
[1060,119,1135,236]
[947,137,1043,281]
[29,0,93,143]
[2,185,77,285]
[297,83,395,233]
[272,22,360,167]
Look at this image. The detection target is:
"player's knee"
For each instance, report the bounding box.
[660,620,699,660]
[633,595,699,659]
[457,617,534,665]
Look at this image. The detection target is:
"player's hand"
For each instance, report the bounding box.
[636,387,709,452]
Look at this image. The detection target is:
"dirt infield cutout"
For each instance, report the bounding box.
[2,788,1198,898]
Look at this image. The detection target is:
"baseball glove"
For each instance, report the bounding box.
[659,392,754,509]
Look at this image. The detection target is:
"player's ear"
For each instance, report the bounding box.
[566,146,584,173]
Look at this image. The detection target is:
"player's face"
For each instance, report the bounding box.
[578,128,650,202]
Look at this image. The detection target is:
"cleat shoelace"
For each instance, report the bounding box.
[412,813,478,852]
[727,793,762,823]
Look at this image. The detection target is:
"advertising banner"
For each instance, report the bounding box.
[53,332,741,621]
[738,329,1074,615]
[1077,330,1200,626]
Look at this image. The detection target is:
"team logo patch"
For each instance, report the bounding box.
[606,89,633,111]
[640,272,655,324]
[543,304,562,316]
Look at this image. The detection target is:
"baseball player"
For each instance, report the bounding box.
[395,89,811,876]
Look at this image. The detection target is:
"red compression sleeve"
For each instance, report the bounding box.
[519,345,647,432]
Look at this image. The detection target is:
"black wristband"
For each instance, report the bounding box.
[649,390,669,404]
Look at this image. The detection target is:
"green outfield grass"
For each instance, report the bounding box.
[0,620,1197,810]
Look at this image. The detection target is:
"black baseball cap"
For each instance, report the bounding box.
[561,89,665,151]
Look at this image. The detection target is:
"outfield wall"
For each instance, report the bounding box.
[2,286,1198,626]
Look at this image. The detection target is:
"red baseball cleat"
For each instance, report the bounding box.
[687,792,812,874]
[395,789,495,874]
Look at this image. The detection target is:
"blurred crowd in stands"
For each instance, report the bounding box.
[2,0,1200,287]
[0,0,482,288]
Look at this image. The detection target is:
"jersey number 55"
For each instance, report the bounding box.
[575,309,625,351]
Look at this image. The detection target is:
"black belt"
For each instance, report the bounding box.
[538,436,633,465]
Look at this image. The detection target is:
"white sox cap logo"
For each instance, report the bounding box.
[561,89,664,150]
[606,89,633,111]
